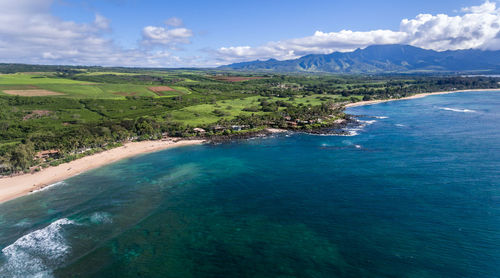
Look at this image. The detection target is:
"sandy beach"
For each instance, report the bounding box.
[0,139,204,204]
[345,89,500,108]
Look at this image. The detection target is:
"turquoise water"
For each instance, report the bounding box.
[1,91,499,277]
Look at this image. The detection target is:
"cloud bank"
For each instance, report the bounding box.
[0,0,499,66]
[0,0,193,67]
[216,1,500,63]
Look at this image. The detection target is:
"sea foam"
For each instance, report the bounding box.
[31,181,67,194]
[0,218,74,278]
[360,120,377,125]
[90,212,113,224]
[439,107,477,113]
[342,119,377,136]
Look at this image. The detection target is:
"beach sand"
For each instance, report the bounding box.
[345,89,500,108]
[0,139,204,204]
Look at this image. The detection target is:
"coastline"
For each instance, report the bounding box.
[345,88,500,108]
[1,88,499,205]
[0,139,204,204]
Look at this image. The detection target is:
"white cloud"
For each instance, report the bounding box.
[1,0,500,67]
[462,0,496,13]
[94,14,111,30]
[401,1,500,51]
[165,17,184,27]
[0,0,193,67]
[141,25,193,46]
[216,1,500,63]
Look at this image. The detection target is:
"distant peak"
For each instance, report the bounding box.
[363,44,416,50]
[220,44,500,73]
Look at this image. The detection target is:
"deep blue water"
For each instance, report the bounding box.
[0,91,499,277]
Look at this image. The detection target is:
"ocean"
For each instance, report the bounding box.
[0,91,499,277]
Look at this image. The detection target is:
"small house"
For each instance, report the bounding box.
[35,150,60,161]
[193,128,206,134]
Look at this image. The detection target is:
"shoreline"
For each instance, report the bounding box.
[345,88,500,108]
[0,139,205,204]
[1,88,499,205]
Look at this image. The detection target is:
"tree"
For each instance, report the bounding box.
[135,119,154,136]
[9,142,35,171]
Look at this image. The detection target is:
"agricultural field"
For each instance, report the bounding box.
[0,72,194,99]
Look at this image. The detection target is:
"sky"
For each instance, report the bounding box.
[0,0,499,67]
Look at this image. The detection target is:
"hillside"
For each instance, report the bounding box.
[219,45,500,73]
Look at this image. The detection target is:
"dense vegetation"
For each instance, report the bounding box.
[1,64,499,174]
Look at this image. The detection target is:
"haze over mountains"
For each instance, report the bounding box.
[219,45,500,74]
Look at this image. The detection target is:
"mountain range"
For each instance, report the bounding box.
[219,45,500,74]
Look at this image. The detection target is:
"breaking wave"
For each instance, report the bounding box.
[0,218,74,278]
[31,181,67,194]
[360,120,377,125]
[342,119,377,136]
[342,127,362,136]
[439,107,477,113]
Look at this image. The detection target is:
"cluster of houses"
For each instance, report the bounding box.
[190,116,337,136]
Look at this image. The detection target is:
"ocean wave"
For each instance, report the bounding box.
[310,118,373,137]
[90,212,113,224]
[13,219,31,228]
[395,124,406,127]
[358,119,377,125]
[342,128,361,136]
[342,119,376,136]
[341,140,362,149]
[374,116,388,119]
[0,218,74,278]
[31,181,67,194]
[439,107,477,113]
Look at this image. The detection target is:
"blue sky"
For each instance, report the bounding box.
[52,0,478,48]
[0,0,498,67]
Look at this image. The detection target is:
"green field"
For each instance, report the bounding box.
[171,96,268,125]
[0,73,196,99]
[170,94,359,126]
[76,71,142,76]
[0,73,87,85]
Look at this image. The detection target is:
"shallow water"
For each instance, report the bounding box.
[1,91,499,277]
